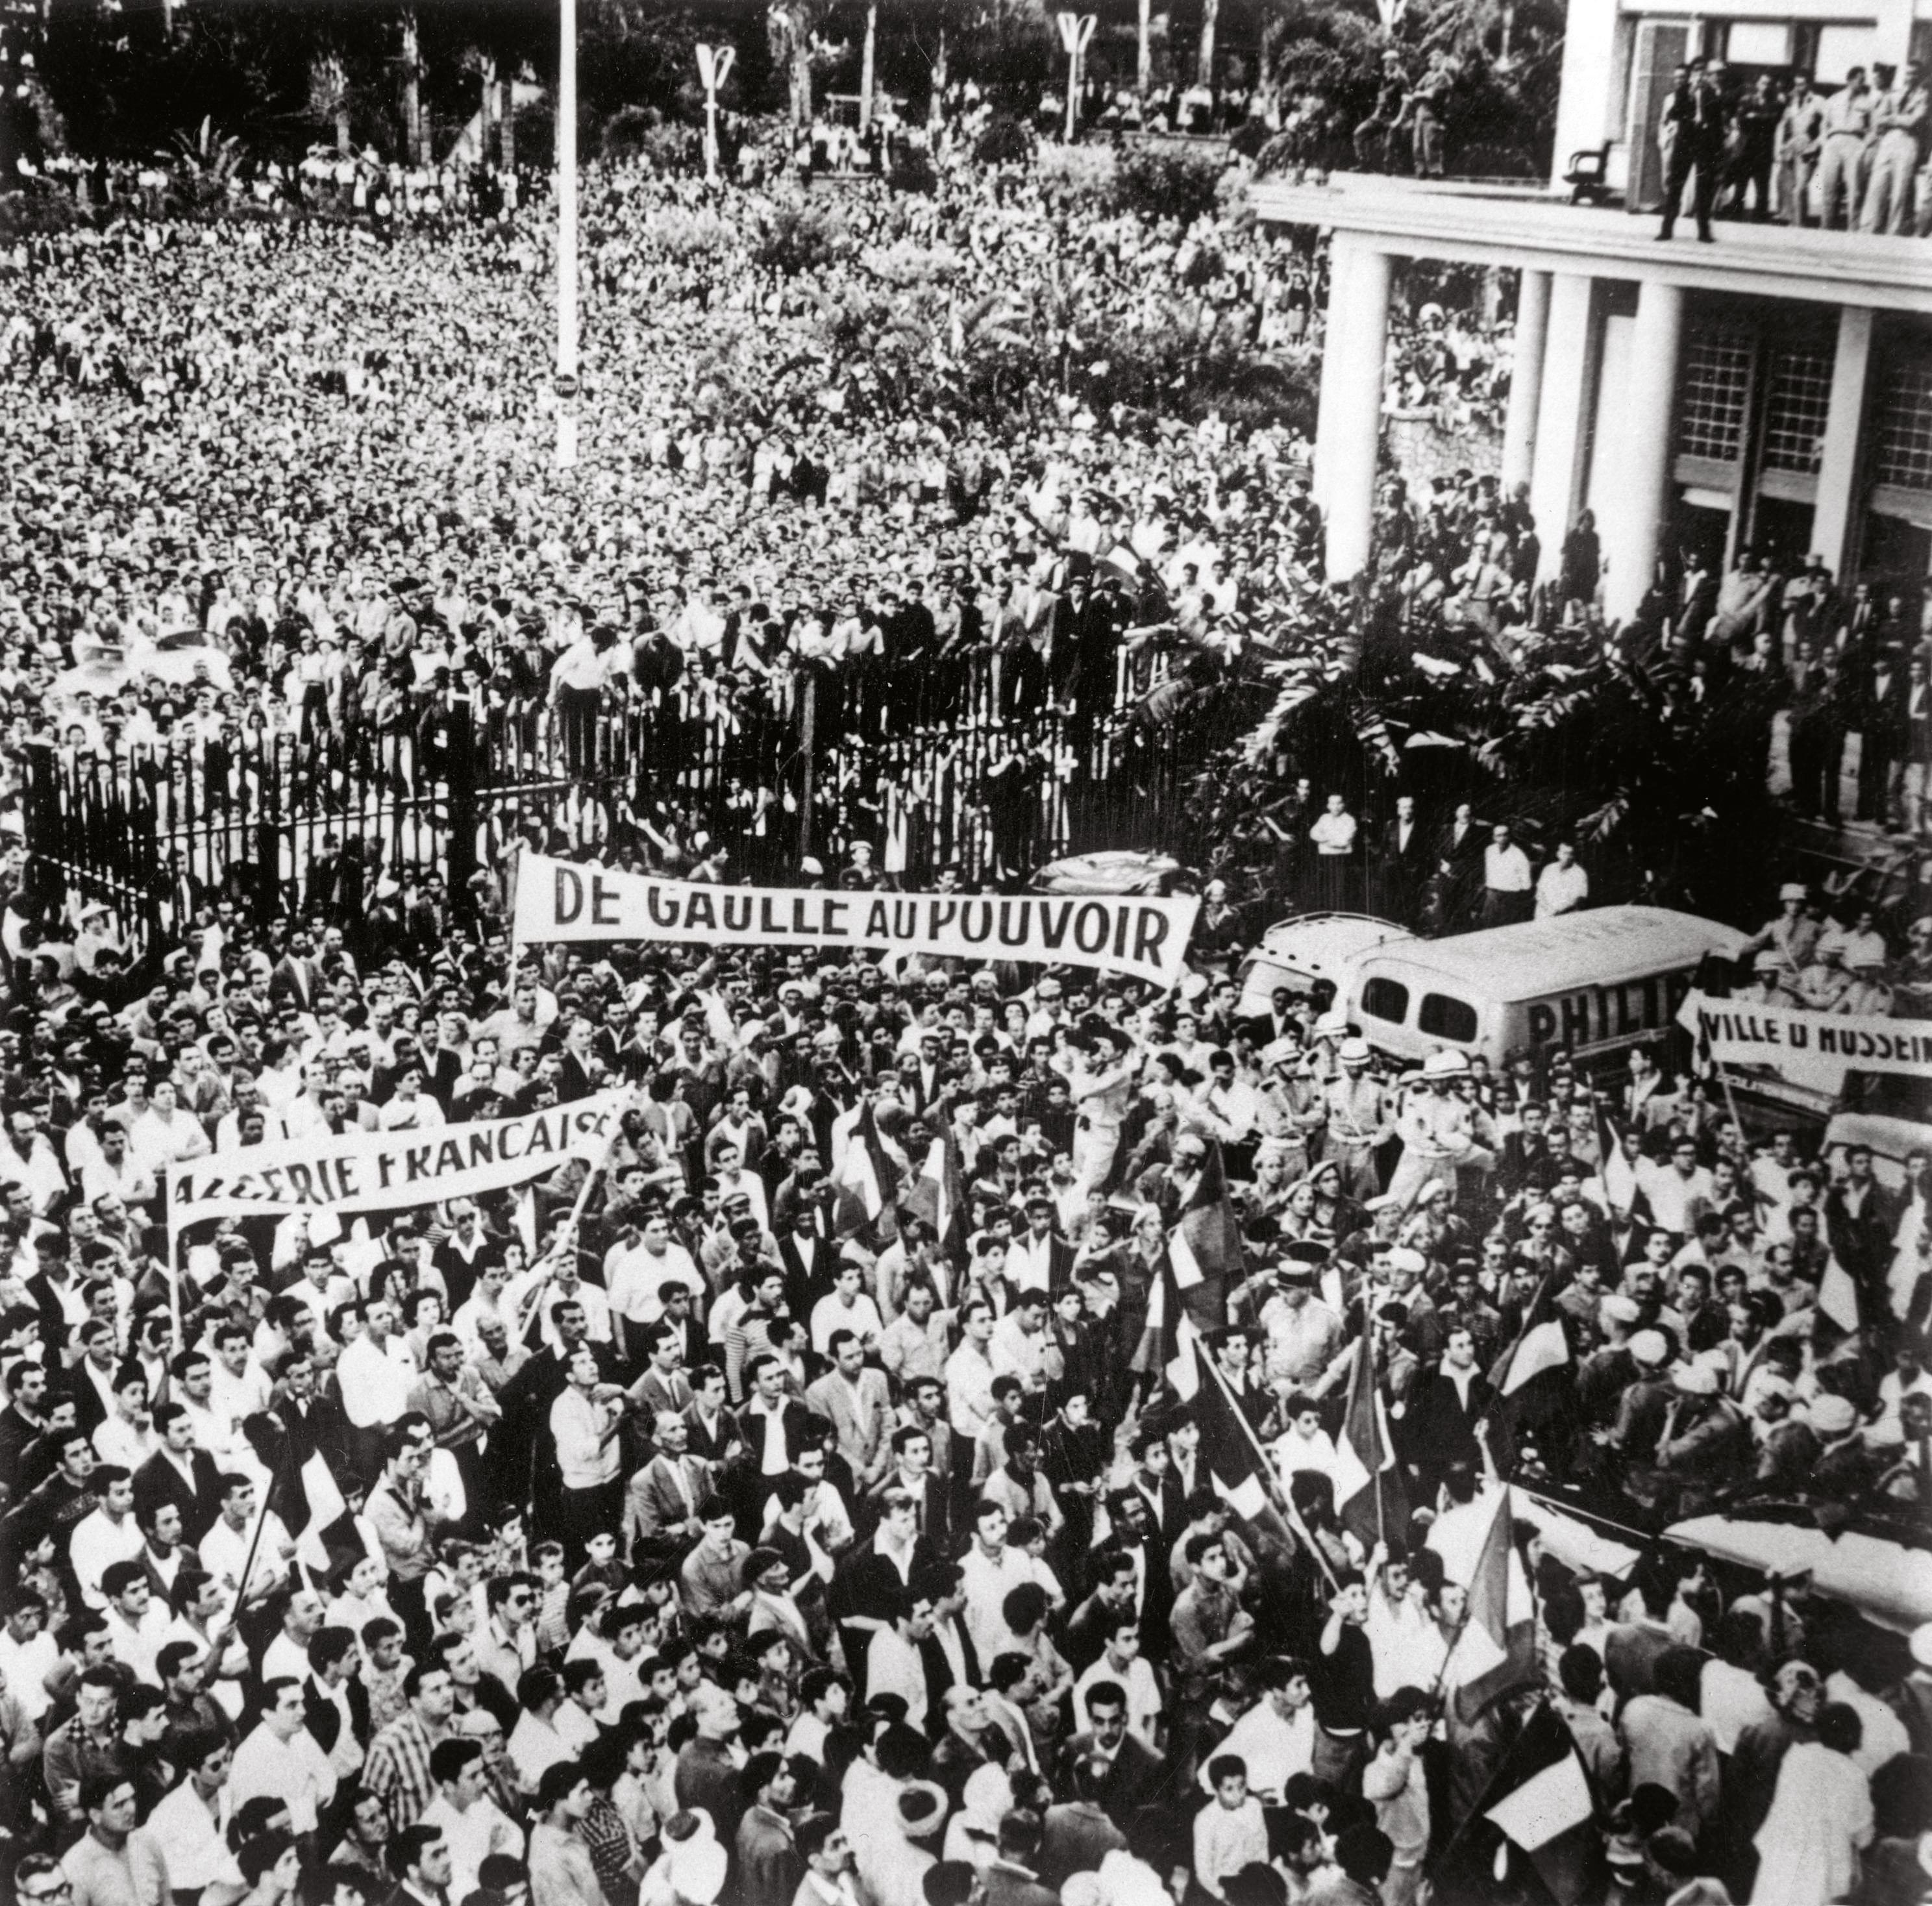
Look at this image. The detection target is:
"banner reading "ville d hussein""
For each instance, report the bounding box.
[1677,991,1932,1086]
[512,854,1200,989]
[167,1091,628,1226]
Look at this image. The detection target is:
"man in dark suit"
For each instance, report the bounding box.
[1055,1678,1165,1822]
[134,1405,225,1546]
[979,1811,1064,1906]
[1496,1102,1561,1200]
[891,1560,972,1723]
[1243,986,1304,1050]
[1402,1328,1493,1501]
[776,1206,837,1323]
[1005,1196,1074,1300]
[0,1362,49,1503]
[1659,58,1727,241]
[1826,1143,1905,1301]
[1857,647,1909,824]
[1378,794,1435,926]
[1436,802,1486,928]
[726,1367,811,1498]
[489,1297,624,1516]
[303,1627,371,1762]
[929,1685,1016,1805]
[1060,1550,1142,1675]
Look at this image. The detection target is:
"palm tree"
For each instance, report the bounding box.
[1198,0,1219,89]
[460,44,496,158]
[399,8,425,166]
[1137,0,1152,94]
[859,1,878,136]
[767,3,815,128]
[308,51,351,156]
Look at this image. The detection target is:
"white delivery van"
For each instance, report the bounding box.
[1235,912,1417,1017]
[1342,905,1750,1072]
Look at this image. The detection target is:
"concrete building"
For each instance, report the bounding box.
[1256,0,1932,621]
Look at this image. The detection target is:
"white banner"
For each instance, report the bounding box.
[167,1091,628,1226]
[511,854,1200,989]
[1678,991,1932,1088]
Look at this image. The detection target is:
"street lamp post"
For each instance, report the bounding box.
[555,0,578,469]
[697,42,736,186]
[1056,12,1096,144]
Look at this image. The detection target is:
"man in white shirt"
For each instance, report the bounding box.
[229,1676,338,1835]
[1535,842,1589,919]
[605,1216,702,1357]
[336,1301,416,1433]
[0,1593,60,1724]
[69,1467,145,1610]
[419,1736,524,1901]
[863,1591,935,1733]
[206,1325,273,1444]
[99,1562,173,1686]
[1195,1657,1315,1803]
[198,1474,293,1608]
[1072,1616,1165,1744]
[93,1370,157,1472]
[959,1502,1033,1670]
[128,1079,212,1179]
[378,1067,446,1132]
[145,1731,246,1905]
[1481,823,1535,926]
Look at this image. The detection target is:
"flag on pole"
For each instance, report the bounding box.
[1173,1141,1243,1331]
[1174,1323,1289,1535]
[1454,1488,1539,1719]
[833,1100,899,1241]
[1432,1702,1598,1905]
[1816,1250,1861,1337]
[904,1127,967,1263]
[1330,1321,1409,1549]
[1485,1275,1573,1476]
[1494,1284,1572,1398]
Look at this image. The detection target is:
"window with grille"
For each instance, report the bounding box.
[1874,360,1932,491]
[1761,344,1832,474]
[1678,327,1753,462]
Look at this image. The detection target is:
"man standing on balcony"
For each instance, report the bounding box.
[1659,59,1726,242]
[1816,66,1874,229]
[1353,55,1406,172]
[1859,62,1926,232]
[1407,56,1454,179]
[1777,75,1826,223]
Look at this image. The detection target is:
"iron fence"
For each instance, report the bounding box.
[23,646,1198,952]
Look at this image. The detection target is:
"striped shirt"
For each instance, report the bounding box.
[361,1710,444,1834]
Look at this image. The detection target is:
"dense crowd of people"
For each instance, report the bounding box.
[0,837,1921,1906]
[0,135,1354,893]
[0,67,1927,1906]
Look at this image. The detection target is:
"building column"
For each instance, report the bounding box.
[1500,269,1551,499]
[1600,279,1685,625]
[1530,272,1598,583]
[1319,242,1393,583]
[1309,245,1354,514]
[1813,307,1874,582]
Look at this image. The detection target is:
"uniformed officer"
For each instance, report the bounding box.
[1859,60,1927,231]
[1816,66,1874,228]
[1775,72,1825,223]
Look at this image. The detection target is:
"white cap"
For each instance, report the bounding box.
[1629,1330,1669,1367]
[1422,1048,1469,1079]
[1339,1037,1371,1063]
